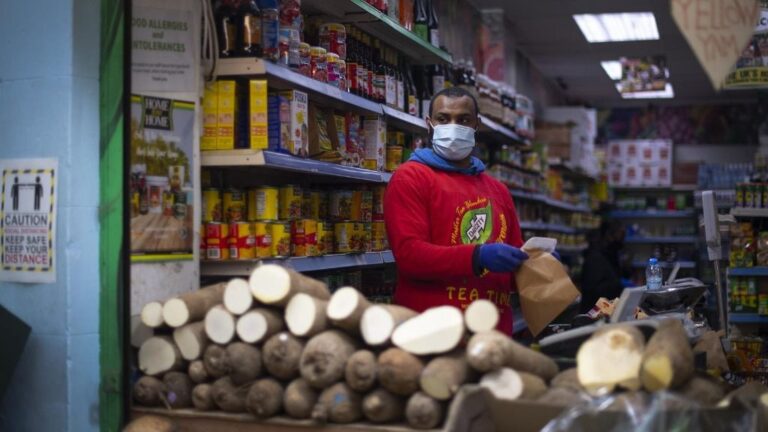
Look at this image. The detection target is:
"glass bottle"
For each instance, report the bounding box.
[406,62,419,116]
[396,54,405,112]
[427,0,439,48]
[239,0,262,57]
[374,39,387,104]
[413,0,429,42]
[214,0,238,57]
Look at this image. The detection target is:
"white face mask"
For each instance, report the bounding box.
[430,123,476,161]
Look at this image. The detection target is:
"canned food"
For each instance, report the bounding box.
[330,190,353,221]
[335,222,354,253]
[371,221,387,251]
[298,43,311,77]
[350,190,364,221]
[317,221,333,255]
[254,221,271,258]
[319,23,346,59]
[310,46,328,83]
[202,188,222,222]
[360,190,373,222]
[373,186,385,221]
[279,185,303,220]
[360,222,372,252]
[736,183,745,207]
[269,221,292,257]
[386,145,403,172]
[229,222,256,260]
[302,190,322,220]
[292,219,318,257]
[746,184,755,208]
[205,222,230,260]
[327,52,341,89]
[223,188,246,222]
[756,184,765,208]
[248,187,279,221]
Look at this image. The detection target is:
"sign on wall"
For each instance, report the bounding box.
[0,158,58,283]
[724,0,768,88]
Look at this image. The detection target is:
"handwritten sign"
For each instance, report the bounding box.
[0,158,58,283]
[672,0,761,89]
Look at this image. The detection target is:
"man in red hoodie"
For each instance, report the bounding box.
[384,86,527,335]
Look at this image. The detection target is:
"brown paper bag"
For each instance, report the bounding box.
[515,249,580,336]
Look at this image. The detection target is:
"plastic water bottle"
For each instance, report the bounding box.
[646,258,663,291]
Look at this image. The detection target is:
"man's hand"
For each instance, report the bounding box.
[478,243,529,272]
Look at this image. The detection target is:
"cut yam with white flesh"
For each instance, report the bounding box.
[577,324,645,396]
[188,360,210,384]
[419,351,473,400]
[203,344,229,379]
[283,378,319,419]
[361,304,417,347]
[225,342,262,385]
[131,314,154,348]
[138,336,184,376]
[236,308,284,344]
[262,332,305,381]
[480,368,547,401]
[312,383,363,424]
[466,330,559,381]
[377,348,425,396]
[363,388,405,423]
[345,350,377,393]
[405,392,444,430]
[285,293,329,338]
[640,319,694,391]
[133,376,168,407]
[246,378,284,418]
[300,330,358,389]
[391,306,465,355]
[327,287,371,334]
[464,299,499,333]
[173,322,209,361]
[163,282,226,328]
[204,305,236,344]
[249,264,330,307]
[192,383,215,411]
[223,278,253,315]
[141,302,165,329]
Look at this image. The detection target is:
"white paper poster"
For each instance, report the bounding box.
[0,158,58,283]
[131,5,196,93]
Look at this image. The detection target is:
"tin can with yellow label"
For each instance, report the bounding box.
[302,190,322,220]
[205,222,230,260]
[317,221,331,255]
[292,219,318,257]
[202,188,222,223]
[360,222,372,252]
[318,191,329,220]
[372,186,385,221]
[360,189,373,222]
[350,190,364,221]
[279,185,303,220]
[229,222,256,260]
[270,221,292,257]
[330,190,353,221]
[248,187,279,221]
[223,188,246,222]
[253,221,271,258]
[371,221,387,251]
[386,145,403,172]
[335,222,354,253]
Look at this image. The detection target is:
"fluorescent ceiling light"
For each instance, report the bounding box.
[574,13,659,43]
[616,83,675,99]
[601,61,623,80]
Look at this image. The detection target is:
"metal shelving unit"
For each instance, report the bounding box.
[510,189,591,213]
[479,115,528,146]
[624,236,699,244]
[731,207,768,218]
[608,210,697,219]
[728,267,768,277]
[729,313,768,324]
[558,245,587,254]
[519,221,579,234]
[201,251,396,277]
[631,260,696,269]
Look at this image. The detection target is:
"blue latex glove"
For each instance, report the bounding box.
[478,243,529,272]
[551,250,561,262]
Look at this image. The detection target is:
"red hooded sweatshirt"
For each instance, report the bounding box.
[384,152,523,334]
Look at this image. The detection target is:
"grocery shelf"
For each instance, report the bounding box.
[381,105,427,133]
[558,245,588,254]
[519,221,578,234]
[201,150,390,183]
[729,313,768,324]
[631,260,696,269]
[731,207,768,218]
[302,0,452,64]
[624,236,698,244]
[612,184,698,192]
[495,162,545,178]
[215,57,382,115]
[728,267,768,277]
[510,189,591,213]
[548,160,598,182]
[479,115,528,146]
[608,210,697,219]
[511,189,548,202]
[200,251,396,276]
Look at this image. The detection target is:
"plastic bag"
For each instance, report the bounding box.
[541,391,755,432]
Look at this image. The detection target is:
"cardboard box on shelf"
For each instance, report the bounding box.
[248,80,268,150]
[217,80,237,150]
[267,94,290,153]
[535,121,571,145]
[308,104,335,157]
[202,82,218,151]
[280,90,308,156]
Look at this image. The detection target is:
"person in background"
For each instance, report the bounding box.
[384,86,526,335]
[579,221,628,313]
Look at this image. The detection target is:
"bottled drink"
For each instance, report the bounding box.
[346,26,359,95]
[406,62,419,116]
[214,0,238,57]
[427,0,439,48]
[261,0,279,62]
[646,258,663,291]
[365,35,375,101]
[430,64,445,94]
[396,54,405,111]
[239,0,262,57]
[413,0,429,42]
[415,65,432,118]
[374,39,387,103]
[385,49,398,108]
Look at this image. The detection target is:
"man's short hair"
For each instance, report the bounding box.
[429,86,479,118]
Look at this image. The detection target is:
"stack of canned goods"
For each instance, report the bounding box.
[201,184,388,261]
[735,183,768,208]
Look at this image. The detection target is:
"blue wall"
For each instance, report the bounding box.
[0,1,101,431]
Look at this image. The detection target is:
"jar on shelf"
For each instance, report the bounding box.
[327,52,341,88]
[319,23,347,60]
[310,46,328,82]
[298,42,311,77]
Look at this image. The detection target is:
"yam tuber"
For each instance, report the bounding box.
[140,302,165,329]
[641,319,694,391]
[133,376,168,407]
[192,383,215,411]
[172,321,208,361]
[225,342,262,385]
[262,332,305,381]
[677,375,726,406]
[138,336,184,376]
[204,305,236,344]
[419,351,474,400]
[300,330,358,389]
[466,330,559,381]
[362,388,405,423]
[236,308,284,344]
[123,415,177,432]
[464,299,500,333]
[162,371,193,408]
[405,391,444,430]
[326,287,371,334]
[360,304,417,346]
[285,293,329,337]
[550,368,584,392]
[480,368,547,401]
[283,378,319,419]
[246,378,284,418]
[537,388,587,406]
[345,350,377,393]
[377,347,425,396]
[203,344,229,379]
[249,264,330,306]
[210,376,250,413]
[391,306,465,355]
[188,360,210,384]
[223,278,253,315]
[163,282,226,328]
[576,324,645,396]
[312,382,363,424]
